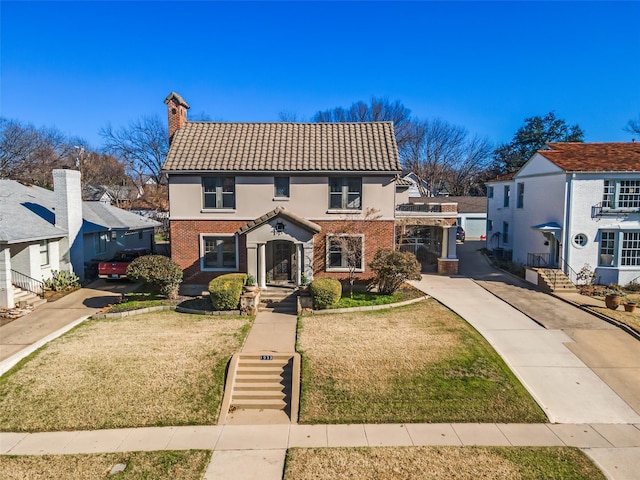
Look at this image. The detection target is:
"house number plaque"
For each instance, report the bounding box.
[260,355,273,360]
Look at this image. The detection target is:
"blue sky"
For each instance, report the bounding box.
[2,1,639,150]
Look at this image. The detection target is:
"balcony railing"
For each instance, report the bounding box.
[396,203,458,216]
[591,202,640,218]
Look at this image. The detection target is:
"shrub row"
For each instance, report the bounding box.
[208,273,248,311]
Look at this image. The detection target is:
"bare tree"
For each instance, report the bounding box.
[312,97,413,153]
[328,208,381,298]
[100,115,168,185]
[0,118,74,187]
[625,115,640,138]
[402,118,492,196]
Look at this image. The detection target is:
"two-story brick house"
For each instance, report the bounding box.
[486,142,640,287]
[162,93,408,289]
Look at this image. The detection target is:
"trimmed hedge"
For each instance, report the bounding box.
[208,273,247,310]
[310,277,342,310]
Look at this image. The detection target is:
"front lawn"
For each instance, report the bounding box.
[0,451,210,480]
[0,311,251,432]
[297,299,546,424]
[284,446,604,480]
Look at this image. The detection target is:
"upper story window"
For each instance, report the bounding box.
[203,176,235,209]
[602,180,640,210]
[329,177,362,210]
[516,183,524,208]
[503,185,510,208]
[487,186,494,198]
[274,177,290,199]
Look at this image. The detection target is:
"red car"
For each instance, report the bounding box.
[98,248,151,279]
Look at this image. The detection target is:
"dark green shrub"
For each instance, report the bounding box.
[126,255,183,299]
[310,277,342,310]
[208,274,245,310]
[369,249,421,295]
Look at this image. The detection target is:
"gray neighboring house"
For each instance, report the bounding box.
[0,169,159,309]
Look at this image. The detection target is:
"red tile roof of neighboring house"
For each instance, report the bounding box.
[163,121,401,173]
[487,172,516,183]
[539,142,640,172]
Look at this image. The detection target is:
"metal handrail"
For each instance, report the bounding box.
[526,253,549,268]
[11,270,45,298]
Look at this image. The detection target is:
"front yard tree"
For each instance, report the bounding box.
[100,115,168,185]
[126,255,183,299]
[493,112,584,174]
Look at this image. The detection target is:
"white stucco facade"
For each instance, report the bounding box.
[486,152,640,286]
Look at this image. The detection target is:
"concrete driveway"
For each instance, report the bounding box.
[411,241,640,424]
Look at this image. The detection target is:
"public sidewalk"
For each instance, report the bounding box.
[2,423,639,479]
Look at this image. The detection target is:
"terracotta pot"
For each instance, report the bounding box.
[605,294,621,310]
[624,302,637,313]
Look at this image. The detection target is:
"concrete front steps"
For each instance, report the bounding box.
[12,286,47,309]
[219,352,300,425]
[258,284,298,313]
[536,268,578,293]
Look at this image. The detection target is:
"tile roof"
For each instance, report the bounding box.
[163,122,401,173]
[538,142,640,172]
[237,206,321,235]
[486,172,517,183]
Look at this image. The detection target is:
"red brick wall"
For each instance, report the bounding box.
[312,220,395,282]
[170,220,247,284]
[172,219,395,284]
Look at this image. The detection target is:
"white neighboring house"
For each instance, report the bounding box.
[0,169,159,309]
[486,142,640,286]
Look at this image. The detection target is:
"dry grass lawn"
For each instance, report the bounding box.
[0,311,250,432]
[298,300,546,423]
[284,447,604,480]
[0,450,210,479]
[587,305,640,335]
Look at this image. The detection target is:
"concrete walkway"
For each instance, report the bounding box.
[241,311,297,353]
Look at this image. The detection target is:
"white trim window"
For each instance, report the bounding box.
[598,230,640,266]
[487,186,494,198]
[201,234,238,271]
[602,180,640,211]
[516,183,524,208]
[329,177,362,210]
[502,221,509,244]
[503,185,510,208]
[326,234,364,272]
[202,176,235,209]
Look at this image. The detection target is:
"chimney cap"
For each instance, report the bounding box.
[164,92,190,109]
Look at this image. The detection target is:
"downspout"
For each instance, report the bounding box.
[562,173,573,274]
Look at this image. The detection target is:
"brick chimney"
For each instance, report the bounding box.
[164,92,190,143]
[53,169,85,281]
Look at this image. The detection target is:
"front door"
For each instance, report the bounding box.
[273,241,292,281]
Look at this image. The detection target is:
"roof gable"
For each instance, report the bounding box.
[237,206,321,235]
[163,121,402,173]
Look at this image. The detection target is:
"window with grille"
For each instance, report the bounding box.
[621,232,640,266]
[202,177,235,209]
[329,177,362,210]
[602,180,640,210]
[326,235,364,272]
[202,235,237,270]
[599,231,615,266]
[602,180,615,208]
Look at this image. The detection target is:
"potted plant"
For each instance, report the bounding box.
[244,274,259,292]
[624,301,637,313]
[604,286,625,310]
[299,272,310,292]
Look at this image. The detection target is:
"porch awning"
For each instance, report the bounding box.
[531,222,562,240]
[237,206,322,235]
